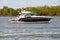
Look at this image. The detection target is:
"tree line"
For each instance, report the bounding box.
[0,6,60,16]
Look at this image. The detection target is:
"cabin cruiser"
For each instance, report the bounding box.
[9,10,52,23]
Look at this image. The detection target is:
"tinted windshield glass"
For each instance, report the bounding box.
[25,13,35,16]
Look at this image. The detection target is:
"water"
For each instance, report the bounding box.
[0,16,60,40]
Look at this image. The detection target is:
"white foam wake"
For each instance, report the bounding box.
[0,32,60,37]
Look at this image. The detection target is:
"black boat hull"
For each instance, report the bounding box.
[18,17,51,22]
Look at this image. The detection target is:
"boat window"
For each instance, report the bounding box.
[25,13,35,16]
[20,13,26,16]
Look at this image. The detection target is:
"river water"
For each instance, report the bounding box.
[0,16,60,40]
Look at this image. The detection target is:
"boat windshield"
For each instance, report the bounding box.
[25,13,35,16]
[20,13,26,16]
[20,13,35,16]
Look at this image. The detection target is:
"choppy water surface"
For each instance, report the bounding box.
[0,16,60,40]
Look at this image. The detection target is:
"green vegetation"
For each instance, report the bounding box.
[0,6,60,16]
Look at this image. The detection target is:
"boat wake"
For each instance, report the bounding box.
[0,32,60,38]
[10,21,50,24]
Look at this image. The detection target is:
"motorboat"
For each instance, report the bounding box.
[9,10,52,23]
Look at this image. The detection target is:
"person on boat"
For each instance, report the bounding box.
[16,12,22,21]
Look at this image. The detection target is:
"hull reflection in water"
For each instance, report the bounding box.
[0,32,60,38]
[10,21,50,24]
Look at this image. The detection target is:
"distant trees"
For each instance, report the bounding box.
[0,6,60,16]
[25,6,60,16]
[0,6,21,16]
